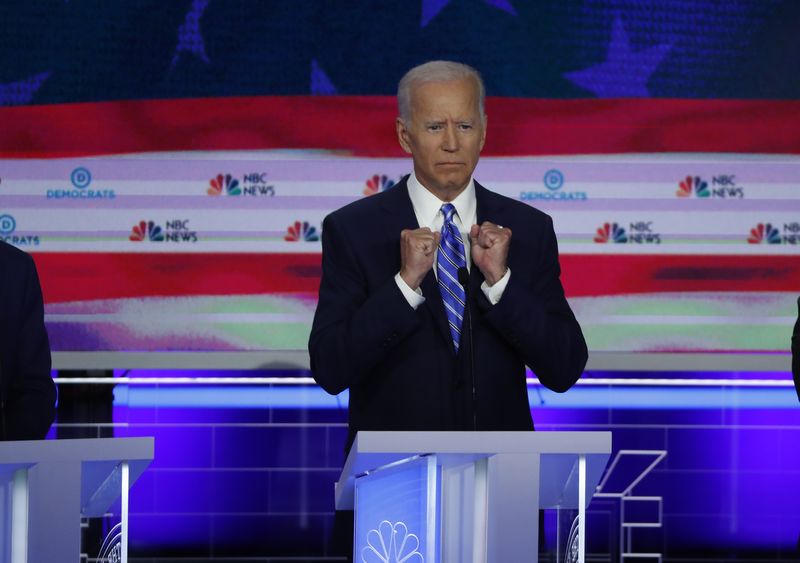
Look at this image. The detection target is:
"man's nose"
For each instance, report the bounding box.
[442,125,458,152]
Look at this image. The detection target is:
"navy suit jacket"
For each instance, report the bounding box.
[309,178,587,451]
[0,241,56,440]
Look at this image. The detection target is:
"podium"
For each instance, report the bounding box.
[0,437,154,563]
[336,431,611,563]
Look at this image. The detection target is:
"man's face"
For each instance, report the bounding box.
[396,77,486,201]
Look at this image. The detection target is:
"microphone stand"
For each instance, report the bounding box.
[458,267,477,431]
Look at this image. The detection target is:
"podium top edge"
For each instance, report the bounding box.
[352,431,612,455]
[0,437,154,464]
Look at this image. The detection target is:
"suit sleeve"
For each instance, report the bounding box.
[308,213,421,395]
[479,215,587,393]
[5,254,56,440]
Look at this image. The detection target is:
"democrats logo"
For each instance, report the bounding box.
[0,214,16,235]
[363,174,397,197]
[207,172,275,197]
[0,214,40,246]
[520,169,587,202]
[130,220,198,243]
[747,222,798,245]
[71,167,92,188]
[46,167,116,200]
[676,175,744,198]
[594,221,661,244]
[543,169,564,190]
[284,220,319,242]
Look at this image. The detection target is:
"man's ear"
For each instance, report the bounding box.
[396,118,413,154]
[479,114,487,152]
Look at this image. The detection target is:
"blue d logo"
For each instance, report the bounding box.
[543,169,564,191]
[0,214,16,235]
[71,167,92,189]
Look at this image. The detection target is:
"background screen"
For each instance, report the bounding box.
[2,153,796,370]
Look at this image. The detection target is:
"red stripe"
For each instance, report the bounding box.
[31,253,800,304]
[560,255,800,297]
[33,253,322,304]
[2,97,800,157]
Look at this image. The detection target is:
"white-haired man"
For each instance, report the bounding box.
[310,60,587,452]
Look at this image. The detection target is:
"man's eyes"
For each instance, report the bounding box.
[426,123,473,131]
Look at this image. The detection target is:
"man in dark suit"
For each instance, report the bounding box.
[309,61,587,452]
[0,240,56,440]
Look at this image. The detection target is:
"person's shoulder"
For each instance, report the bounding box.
[0,240,34,268]
[325,175,409,225]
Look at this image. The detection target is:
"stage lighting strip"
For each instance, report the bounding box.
[51,377,794,387]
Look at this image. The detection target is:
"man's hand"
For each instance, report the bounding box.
[400,228,441,290]
[470,221,510,286]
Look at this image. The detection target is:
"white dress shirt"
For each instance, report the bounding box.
[394,172,511,309]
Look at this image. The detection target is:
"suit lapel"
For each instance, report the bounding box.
[380,178,453,351]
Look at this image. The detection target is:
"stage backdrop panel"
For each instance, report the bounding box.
[1,153,797,370]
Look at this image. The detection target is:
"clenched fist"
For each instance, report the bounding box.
[470,221,510,286]
[399,227,441,290]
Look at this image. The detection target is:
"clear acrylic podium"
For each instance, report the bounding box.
[336,431,612,563]
[0,437,154,563]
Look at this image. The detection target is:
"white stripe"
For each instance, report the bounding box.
[442,299,464,321]
[439,265,463,288]
[48,376,793,387]
[439,246,459,267]
[438,279,466,307]
[443,238,466,261]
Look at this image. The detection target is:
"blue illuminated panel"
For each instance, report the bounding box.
[355,456,438,563]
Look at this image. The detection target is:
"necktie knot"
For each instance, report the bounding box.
[441,203,457,224]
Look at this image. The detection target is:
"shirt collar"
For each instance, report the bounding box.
[407,172,476,229]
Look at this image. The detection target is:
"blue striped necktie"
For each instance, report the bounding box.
[437,203,467,353]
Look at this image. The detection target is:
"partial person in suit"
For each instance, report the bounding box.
[793,296,799,401]
[309,60,587,453]
[0,241,56,440]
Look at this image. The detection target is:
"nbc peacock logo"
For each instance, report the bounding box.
[677,174,744,198]
[361,521,424,563]
[747,223,782,245]
[284,221,320,242]
[593,222,628,244]
[130,220,198,243]
[208,174,241,196]
[129,221,165,242]
[676,175,710,198]
[363,174,397,197]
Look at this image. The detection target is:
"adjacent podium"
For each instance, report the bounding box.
[336,431,611,563]
[0,437,154,563]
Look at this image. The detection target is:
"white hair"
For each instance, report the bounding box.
[397,60,485,124]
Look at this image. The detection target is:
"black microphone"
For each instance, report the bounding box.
[458,267,477,431]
